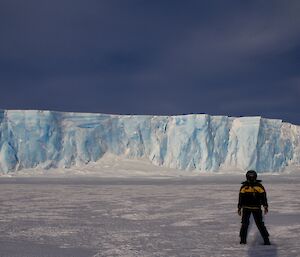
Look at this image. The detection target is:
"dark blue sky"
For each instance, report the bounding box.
[1,1,300,124]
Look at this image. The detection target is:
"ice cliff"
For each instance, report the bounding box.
[0,110,299,173]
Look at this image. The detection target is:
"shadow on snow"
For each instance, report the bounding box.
[247,232,277,257]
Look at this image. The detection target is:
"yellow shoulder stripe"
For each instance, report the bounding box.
[240,186,265,193]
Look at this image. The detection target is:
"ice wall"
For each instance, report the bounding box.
[0,110,299,173]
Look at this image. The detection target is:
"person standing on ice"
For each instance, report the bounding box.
[238,170,271,245]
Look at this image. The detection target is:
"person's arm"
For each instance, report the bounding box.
[238,186,243,216]
[261,185,268,214]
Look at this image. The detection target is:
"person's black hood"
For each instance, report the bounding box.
[241,180,262,185]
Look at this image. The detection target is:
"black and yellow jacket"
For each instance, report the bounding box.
[238,180,268,209]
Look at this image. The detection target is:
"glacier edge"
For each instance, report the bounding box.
[0,110,299,173]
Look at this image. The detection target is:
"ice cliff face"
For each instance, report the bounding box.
[0,110,299,173]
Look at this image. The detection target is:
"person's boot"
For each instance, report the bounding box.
[264,238,271,245]
[240,237,247,244]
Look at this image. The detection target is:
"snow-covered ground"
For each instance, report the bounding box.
[0,159,299,257]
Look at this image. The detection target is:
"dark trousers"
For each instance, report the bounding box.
[240,208,269,243]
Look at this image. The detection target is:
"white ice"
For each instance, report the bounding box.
[0,110,300,174]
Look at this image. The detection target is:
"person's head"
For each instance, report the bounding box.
[246,170,257,182]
